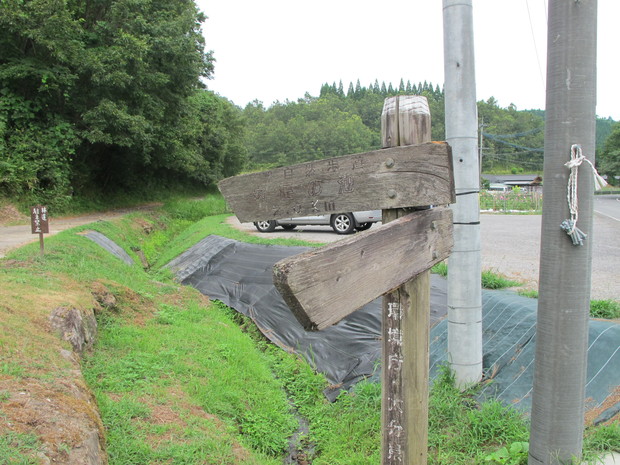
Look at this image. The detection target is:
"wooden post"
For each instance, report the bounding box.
[381,96,431,465]
[30,205,49,257]
[218,98,454,464]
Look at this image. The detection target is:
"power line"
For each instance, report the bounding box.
[482,133,544,152]
[525,0,546,92]
[481,127,543,139]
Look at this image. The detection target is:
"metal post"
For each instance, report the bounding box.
[442,0,482,387]
[528,1,597,464]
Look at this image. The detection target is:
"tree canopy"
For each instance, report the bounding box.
[243,82,615,179]
[244,80,446,169]
[1,0,616,210]
[599,121,620,183]
[0,0,246,209]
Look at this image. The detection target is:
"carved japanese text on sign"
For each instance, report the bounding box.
[386,300,405,464]
[218,142,454,223]
[30,205,49,234]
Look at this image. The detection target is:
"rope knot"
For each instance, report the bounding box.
[561,144,607,246]
[564,149,585,169]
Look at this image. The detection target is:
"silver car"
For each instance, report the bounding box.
[253,210,382,235]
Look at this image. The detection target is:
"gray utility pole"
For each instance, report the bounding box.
[442,0,482,387]
[528,1,597,464]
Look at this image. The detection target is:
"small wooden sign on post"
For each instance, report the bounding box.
[218,95,454,465]
[30,205,49,256]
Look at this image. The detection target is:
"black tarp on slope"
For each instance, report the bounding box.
[85,230,135,265]
[167,235,619,419]
[430,291,620,421]
[166,235,447,399]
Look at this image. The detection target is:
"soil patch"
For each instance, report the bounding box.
[0,204,28,226]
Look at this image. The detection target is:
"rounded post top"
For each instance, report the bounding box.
[382,95,430,116]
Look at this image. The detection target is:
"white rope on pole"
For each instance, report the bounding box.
[560,144,608,246]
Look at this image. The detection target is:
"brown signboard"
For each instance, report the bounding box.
[30,205,49,234]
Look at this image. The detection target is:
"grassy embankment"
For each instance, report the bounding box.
[1,195,617,464]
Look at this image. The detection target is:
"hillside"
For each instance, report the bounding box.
[1,198,617,464]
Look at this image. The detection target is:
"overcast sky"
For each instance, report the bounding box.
[196,0,619,120]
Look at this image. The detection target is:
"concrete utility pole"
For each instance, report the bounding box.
[528,1,597,464]
[442,0,482,387]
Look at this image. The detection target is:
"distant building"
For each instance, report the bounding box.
[482,174,543,193]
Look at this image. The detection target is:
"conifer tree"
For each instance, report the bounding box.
[355,79,363,98]
[347,82,355,98]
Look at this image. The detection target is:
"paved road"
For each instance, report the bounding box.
[479,212,618,300]
[594,194,620,221]
[226,202,619,301]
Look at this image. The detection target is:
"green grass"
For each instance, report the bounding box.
[517,289,539,299]
[1,201,308,464]
[4,185,218,217]
[590,300,620,319]
[516,291,620,320]
[480,190,542,213]
[583,423,620,463]
[83,298,295,464]
[481,270,522,290]
[431,262,522,290]
[237,306,533,465]
[432,261,448,277]
[2,195,618,464]
[0,432,40,465]
[268,349,533,465]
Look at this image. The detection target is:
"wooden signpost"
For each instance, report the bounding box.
[219,96,455,465]
[30,205,49,257]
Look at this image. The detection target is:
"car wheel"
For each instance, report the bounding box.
[254,220,277,232]
[330,213,356,234]
[281,224,297,231]
[355,222,372,231]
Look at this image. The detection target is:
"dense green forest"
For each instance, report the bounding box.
[0,0,245,210]
[1,1,618,211]
[243,81,618,179]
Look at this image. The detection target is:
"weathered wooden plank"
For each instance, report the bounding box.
[272,207,453,330]
[218,142,454,223]
[381,272,430,465]
[381,95,433,465]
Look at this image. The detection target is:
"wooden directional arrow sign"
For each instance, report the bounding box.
[218,142,454,223]
[218,95,454,465]
[273,207,453,330]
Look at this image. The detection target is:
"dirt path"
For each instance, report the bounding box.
[0,205,159,258]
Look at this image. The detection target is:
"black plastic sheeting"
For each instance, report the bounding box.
[166,235,618,419]
[430,291,620,423]
[84,230,134,265]
[166,235,448,399]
